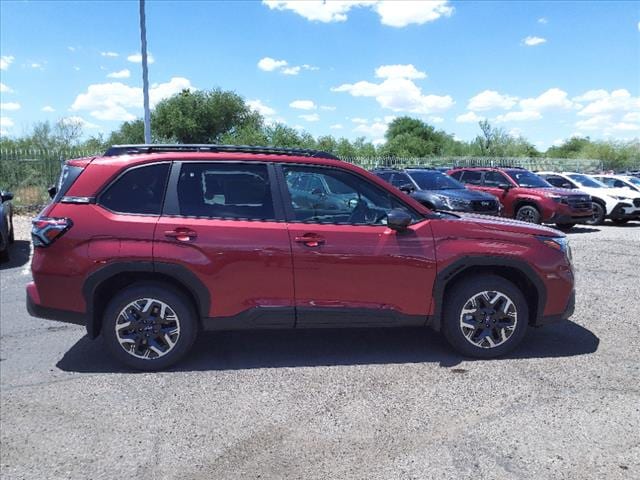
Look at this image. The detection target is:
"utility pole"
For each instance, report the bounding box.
[139,0,151,143]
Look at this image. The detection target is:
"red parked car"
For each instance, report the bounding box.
[28,145,576,370]
[448,167,593,230]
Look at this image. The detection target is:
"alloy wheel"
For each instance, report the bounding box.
[115,298,181,359]
[459,291,518,349]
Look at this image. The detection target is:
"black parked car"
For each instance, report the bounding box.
[1,190,15,262]
[373,168,501,215]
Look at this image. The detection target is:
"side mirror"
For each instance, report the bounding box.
[398,183,415,193]
[387,209,412,231]
[48,186,57,199]
[1,192,13,202]
[561,183,573,189]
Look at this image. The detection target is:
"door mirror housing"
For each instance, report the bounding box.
[398,183,415,194]
[1,191,13,202]
[498,184,512,191]
[387,209,412,231]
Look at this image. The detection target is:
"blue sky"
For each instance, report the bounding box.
[1,0,638,149]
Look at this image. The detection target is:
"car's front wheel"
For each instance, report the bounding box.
[515,205,541,224]
[102,283,198,370]
[442,275,529,358]
[586,202,605,225]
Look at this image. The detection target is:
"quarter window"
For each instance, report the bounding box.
[283,166,420,225]
[100,163,170,215]
[176,163,275,220]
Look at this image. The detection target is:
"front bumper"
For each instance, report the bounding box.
[537,289,575,326]
[551,213,591,224]
[609,202,640,220]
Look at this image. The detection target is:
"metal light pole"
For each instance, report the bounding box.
[139,0,151,144]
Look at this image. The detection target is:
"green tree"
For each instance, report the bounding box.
[152,89,263,143]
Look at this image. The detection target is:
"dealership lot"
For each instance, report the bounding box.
[1,216,639,479]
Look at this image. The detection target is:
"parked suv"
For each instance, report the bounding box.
[28,145,576,370]
[448,167,592,230]
[372,168,501,215]
[539,172,640,225]
[592,174,640,193]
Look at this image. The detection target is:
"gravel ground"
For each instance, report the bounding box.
[1,215,639,479]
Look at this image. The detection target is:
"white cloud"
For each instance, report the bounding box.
[519,88,574,111]
[0,55,14,70]
[299,113,320,122]
[538,17,548,24]
[60,116,100,129]
[29,63,43,69]
[73,66,81,71]
[496,110,543,122]
[302,64,319,71]
[262,1,453,28]
[0,102,21,111]
[354,120,389,138]
[258,57,288,71]
[509,128,523,137]
[552,138,564,147]
[101,51,119,57]
[468,90,518,111]
[0,83,13,93]
[71,77,193,121]
[351,117,368,124]
[107,69,131,79]
[329,124,343,129]
[320,105,336,111]
[523,36,547,46]
[623,111,640,122]
[127,53,155,64]
[575,114,614,131]
[575,89,639,116]
[375,64,426,79]
[428,116,444,123]
[68,46,77,52]
[1,116,15,127]
[456,111,483,123]
[247,99,276,116]
[42,105,55,112]
[289,99,317,110]
[332,66,454,114]
[282,66,301,75]
[575,113,640,135]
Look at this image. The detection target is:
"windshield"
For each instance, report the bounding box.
[408,170,465,190]
[568,174,606,188]
[508,170,552,188]
[627,177,640,186]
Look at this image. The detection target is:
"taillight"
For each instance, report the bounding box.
[31,217,73,248]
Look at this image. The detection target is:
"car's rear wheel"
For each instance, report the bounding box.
[102,283,198,371]
[8,216,14,243]
[442,275,528,358]
[515,205,541,224]
[586,202,605,225]
[555,223,576,232]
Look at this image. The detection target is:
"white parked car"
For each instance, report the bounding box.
[538,172,640,225]
[592,174,640,193]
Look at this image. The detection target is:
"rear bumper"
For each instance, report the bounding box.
[26,282,86,326]
[537,290,575,326]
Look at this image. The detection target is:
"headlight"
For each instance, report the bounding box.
[434,194,452,208]
[612,195,631,200]
[537,236,571,260]
[549,195,569,204]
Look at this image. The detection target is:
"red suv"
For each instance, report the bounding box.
[27,145,576,370]
[448,167,593,230]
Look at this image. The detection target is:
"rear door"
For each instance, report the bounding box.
[155,161,295,327]
[279,164,437,327]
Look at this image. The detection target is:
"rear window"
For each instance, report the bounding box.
[99,163,170,215]
[52,164,84,203]
[176,163,274,220]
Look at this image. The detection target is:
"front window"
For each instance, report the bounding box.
[483,171,512,188]
[507,170,552,188]
[283,166,420,225]
[567,174,606,188]
[408,171,465,190]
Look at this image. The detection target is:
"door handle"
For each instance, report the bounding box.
[294,234,325,247]
[164,228,198,242]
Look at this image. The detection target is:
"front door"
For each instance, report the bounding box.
[280,164,437,327]
[155,161,295,328]
[481,171,515,216]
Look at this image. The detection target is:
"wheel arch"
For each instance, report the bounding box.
[431,256,545,331]
[513,198,541,214]
[83,261,210,338]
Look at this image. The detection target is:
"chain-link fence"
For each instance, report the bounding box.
[0,148,612,207]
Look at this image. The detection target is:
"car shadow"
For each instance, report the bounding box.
[56,320,599,374]
[0,240,31,270]
[565,226,600,234]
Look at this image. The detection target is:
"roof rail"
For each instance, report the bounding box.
[103,144,340,160]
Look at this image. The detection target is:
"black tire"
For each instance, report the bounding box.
[611,218,629,225]
[586,202,605,225]
[555,223,576,232]
[0,246,8,263]
[8,216,14,243]
[515,205,541,224]
[442,275,529,358]
[102,282,198,371]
